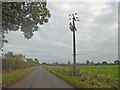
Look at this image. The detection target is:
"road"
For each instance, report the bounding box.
[8,66,73,88]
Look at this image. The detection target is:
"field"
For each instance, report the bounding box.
[44,65,119,88]
[2,66,36,87]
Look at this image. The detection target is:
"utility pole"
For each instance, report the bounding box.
[69,13,79,75]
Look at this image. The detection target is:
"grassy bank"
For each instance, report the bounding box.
[0,73,1,86]
[44,65,119,88]
[2,66,37,87]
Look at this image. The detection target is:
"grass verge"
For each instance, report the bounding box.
[2,66,37,87]
[44,65,118,89]
[44,66,97,88]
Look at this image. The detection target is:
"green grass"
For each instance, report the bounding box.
[2,66,37,87]
[0,73,2,85]
[44,65,119,88]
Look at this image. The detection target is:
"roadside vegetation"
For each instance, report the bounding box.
[44,65,119,88]
[2,51,40,87]
[0,73,1,86]
[2,52,40,71]
[2,66,36,87]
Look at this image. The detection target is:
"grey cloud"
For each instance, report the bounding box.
[3,1,118,63]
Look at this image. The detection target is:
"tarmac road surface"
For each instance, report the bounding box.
[8,66,74,88]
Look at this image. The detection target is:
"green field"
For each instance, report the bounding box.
[44,65,119,88]
[2,66,37,87]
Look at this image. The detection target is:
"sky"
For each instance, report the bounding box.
[1,0,118,64]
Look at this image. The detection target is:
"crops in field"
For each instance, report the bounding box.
[45,65,119,88]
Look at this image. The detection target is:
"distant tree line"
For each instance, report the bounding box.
[2,52,40,71]
[77,60,120,65]
[42,60,120,66]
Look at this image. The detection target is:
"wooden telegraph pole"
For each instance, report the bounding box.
[69,13,79,75]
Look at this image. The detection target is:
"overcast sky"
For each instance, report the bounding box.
[2,0,118,64]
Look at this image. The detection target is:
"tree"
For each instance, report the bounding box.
[53,62,59,65]
[101,61,107,65]
[97,62,100,65]
[91,61,94,65]
[2,51,40,71]
[114,60,120,65]
[2,2,51,45]
[34,58,40,65]
[5,52,13,57]
[42,62,47,65]
[55,62,59,65]
[86,60,90,65]
[68,61,71,65]
[26,58,33,63]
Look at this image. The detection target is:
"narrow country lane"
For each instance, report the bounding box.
[8,66,74,88]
